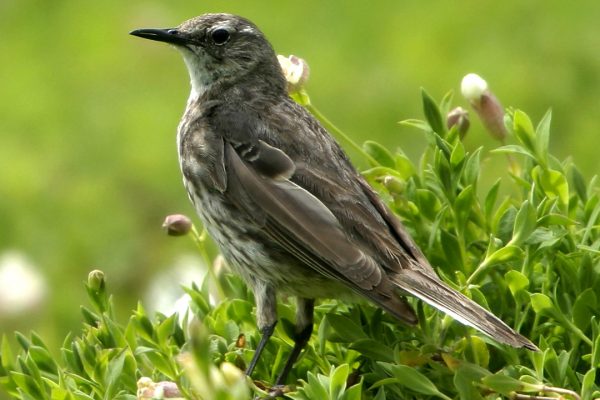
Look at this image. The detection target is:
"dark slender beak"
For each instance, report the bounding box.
[129,28,193,46]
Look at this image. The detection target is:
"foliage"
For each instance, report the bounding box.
[2,89,600,399]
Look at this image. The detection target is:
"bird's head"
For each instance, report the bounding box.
[131,13,285,99]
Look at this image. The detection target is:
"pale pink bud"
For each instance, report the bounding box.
[162,214,192,236]
[461,73,507,141]
[446,106,470,138]
[137,377,183,399]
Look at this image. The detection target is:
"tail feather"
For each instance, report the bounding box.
[392,269,538,351]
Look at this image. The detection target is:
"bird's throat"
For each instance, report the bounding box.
[180,50,213,102]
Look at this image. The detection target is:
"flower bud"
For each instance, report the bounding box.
[277,54,310,94]
[382,175,405,195]
[137,377,183,399]
[446,106,470,139]
[460,73,488,102]
[87,269,105,292]
[220,362,245,385]
[162,214,192,236]
[461,73,507,141]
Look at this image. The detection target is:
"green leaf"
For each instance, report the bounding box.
[394,153,416,179]
[363,141,395,168]
[361,166,404,182]
[535,109,552,158]
[483,245,523,268]
[450,140,465,168]
[324,314,367,343]
[455,185,475,229]
[9,371,43,398]
[378,362,451,400]
[340,380,362,400]
[509,200,537,246]
[581,368,596,400]
[433,132,452,161]
[439,90,454,116]
[330,364,349,399]
[492,145,536,161]
[571,165,588,202]
[440,229,463,268]
[572,288,597,331]
[104,350,128,398]
[1,335,15,372]
[531,166,569,208]
[463,148,482,186]
[15,332,31,352]
[421,88,445,136]
[481,373,525,396]
[512,110,538,157]
[29,333,48,351]
[399,118,431,132]
[496,205,517,243]
[593,328,600,367]
[416,189,441,220]
[466,336,490,368]
[373,387,386,400]
[133,304,155,342]
[349,339,394,362]
[305,371,329,400]
[484,179,501,222]
[135,347,174,378]
[156,314,177,346]
[454,363,490,400]
[537,213,576,227]
[504,270,529,298]
[27,346,56,375]
[530,293,558,317]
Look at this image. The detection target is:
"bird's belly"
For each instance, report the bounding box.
[189,188,350,299]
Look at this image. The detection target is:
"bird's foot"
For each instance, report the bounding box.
[252,383,289,399]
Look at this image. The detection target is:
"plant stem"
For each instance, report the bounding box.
[294,89,380,166]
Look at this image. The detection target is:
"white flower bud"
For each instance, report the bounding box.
[277,54,310,94]
[461,73,488,102]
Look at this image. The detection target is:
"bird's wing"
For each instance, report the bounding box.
[222,138,537,350]
[354,176,438,278]
[223,140,418,324]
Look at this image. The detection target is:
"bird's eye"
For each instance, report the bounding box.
[211,28,231,45]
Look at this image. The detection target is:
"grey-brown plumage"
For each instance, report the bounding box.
[131,13,537,384]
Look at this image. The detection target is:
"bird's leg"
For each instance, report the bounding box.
[275,298,315,385]
[246,283,277,377]
[246,321,276,376]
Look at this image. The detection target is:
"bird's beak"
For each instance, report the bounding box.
[129,28,194,46]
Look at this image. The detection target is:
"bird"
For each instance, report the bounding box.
[130,12,538,386]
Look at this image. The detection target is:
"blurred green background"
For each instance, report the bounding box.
[1,0,599,354]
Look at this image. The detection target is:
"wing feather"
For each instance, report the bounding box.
[224,141,417,323]
[225,141,381,289]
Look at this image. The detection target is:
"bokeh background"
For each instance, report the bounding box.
[1,0,599,367]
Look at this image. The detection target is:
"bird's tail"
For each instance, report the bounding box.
[392,268,538,351]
